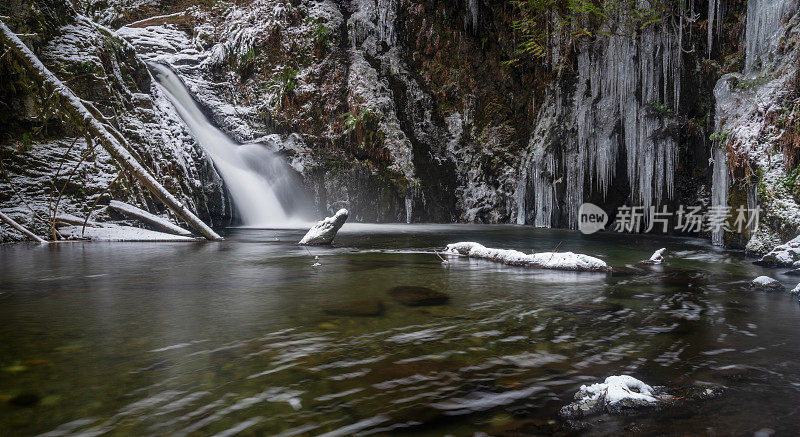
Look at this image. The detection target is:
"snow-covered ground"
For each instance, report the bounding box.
[59,224,198,241]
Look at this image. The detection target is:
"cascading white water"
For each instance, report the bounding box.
[150,63,309,227]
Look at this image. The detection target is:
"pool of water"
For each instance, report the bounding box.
[1,224,799,435]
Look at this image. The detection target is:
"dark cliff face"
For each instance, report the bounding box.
[166,0,733,225]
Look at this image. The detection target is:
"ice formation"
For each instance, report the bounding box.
[444,242,611,272]
[745,0,798,71]
[518,15,681,228]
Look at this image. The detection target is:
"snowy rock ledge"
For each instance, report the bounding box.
[444,242,611,272]
[560,375,669,419]
[299,209,349,246]
[751,276,785,291]
[756,236,800,267]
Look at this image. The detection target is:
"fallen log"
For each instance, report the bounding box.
[0,21,222,241]
[108,200,193,236]
[0,211,47,243]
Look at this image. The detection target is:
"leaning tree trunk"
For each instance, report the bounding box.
[0,211,47,243]
[0,21,223,241]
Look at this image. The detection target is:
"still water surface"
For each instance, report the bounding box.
[1,224,799,435]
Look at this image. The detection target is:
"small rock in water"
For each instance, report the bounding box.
[323,299,384,317]
[9,393,40,407]
[751,276,784,291]
[389,286,450,306]
[784,268,800,276]
[560,375,667,419]
[639,248,666,265]
[791,283,800,295]
[299,209,349,245]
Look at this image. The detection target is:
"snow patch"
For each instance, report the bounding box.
[58,224,198,241]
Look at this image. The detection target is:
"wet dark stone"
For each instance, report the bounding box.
[9,393,40,407]
[785,268,800,276]
[323,299,384,317]
[388,286,449,306]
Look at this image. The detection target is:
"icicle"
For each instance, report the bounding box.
[465,0,479,34]
[708,0,716,58]
[711,145,729,246]
[515,168,527,224]
[745,0,797,72]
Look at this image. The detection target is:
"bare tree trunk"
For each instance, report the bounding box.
[0,211,47,243]
[0,22,223,241]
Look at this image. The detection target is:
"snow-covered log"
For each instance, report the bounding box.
[299,209,349,245]
[108,200,193,236]
[0,211,47,243]
[444,242,612,272]
[58,224,198,242]
[0,22,222,241]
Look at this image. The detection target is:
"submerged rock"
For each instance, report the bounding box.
[389,286,449,306]
[323,299,384,317]
[299,209,349,245]
[751,276,784,290]
[9,393,40,407]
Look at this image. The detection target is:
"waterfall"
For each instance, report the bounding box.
[150,63,310,228]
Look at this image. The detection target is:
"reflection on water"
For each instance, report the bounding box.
[1,224,799,435]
